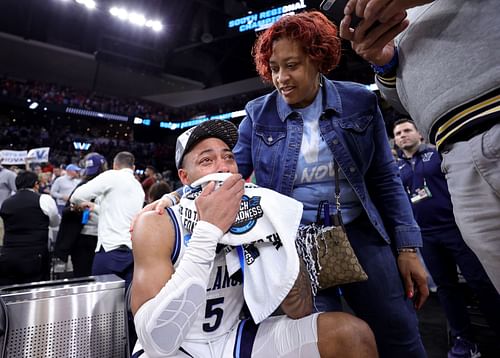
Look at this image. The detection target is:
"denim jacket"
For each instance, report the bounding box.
[233,77,421,249]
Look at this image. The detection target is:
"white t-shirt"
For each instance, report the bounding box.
[70,168,145,251]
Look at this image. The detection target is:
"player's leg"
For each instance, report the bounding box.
[227,312,377,358]
[316,311,378,357]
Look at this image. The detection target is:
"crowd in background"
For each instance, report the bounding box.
[0,114,177,176]
[0,75,264,123]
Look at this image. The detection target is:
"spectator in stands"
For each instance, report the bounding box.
[70,151,144,288]
[54,152,108,277]
[394,118,500,356]
[233,11,428,357]
[0,161,16,245]
[33,164,42,175]
[38,172,52,194]
[141,165,157,203]
[51,164,81,214]
[340,0,500,293]
[161,169,175,187]
[147,181,172,204]
[51,165,63,184]
[0,170,59,285]
[42,162,54,174]
[0,162,16,207]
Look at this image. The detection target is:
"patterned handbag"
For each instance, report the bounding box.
[296,162,368,295]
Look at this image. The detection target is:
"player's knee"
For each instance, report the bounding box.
[317,312,377,358]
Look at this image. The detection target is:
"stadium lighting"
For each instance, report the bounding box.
[29,102,39,110]
[110,6,129,21]
[109,5,163,32]
[75,0,96,10]
[147,20,163,32]
[85,1,96,10]
[129,12,146,27]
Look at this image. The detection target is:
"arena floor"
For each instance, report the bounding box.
[418,292,499,357]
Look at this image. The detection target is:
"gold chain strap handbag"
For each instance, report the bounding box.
[296,162,368,295]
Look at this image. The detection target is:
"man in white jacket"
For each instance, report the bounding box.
[70,151,144,289]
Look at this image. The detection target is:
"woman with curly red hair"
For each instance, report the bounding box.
[234,11,428,357]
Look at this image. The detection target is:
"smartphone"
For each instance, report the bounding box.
[320,0,362,28]
[81,208,90,225]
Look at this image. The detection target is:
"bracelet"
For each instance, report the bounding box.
[397,247,418,254]
[370,47,399,76]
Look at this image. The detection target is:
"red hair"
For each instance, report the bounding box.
[253,11,341,83]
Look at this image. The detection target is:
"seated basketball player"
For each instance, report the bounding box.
[130,119,377,358]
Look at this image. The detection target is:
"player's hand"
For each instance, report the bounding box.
[195,174,244,233]
[397,251,429,309]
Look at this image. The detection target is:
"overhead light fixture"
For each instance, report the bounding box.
[146,20,163,32]
[75,0,96,10]
[109,6,128,20]
[109,5,163,32]
[128,12,146,27]
[85,0,96,10]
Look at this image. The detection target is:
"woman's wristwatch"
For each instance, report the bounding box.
[397,247,418,254]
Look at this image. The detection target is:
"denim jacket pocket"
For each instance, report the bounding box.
[337,114,375,168]
[338,114,373,133]
[255,127,287,146]
[254,126,287,186]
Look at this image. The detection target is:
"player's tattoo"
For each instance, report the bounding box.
[280,259,313,319]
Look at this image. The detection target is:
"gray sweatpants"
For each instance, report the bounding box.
[441,123,500,293]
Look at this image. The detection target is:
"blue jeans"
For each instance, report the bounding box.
[314,214,426,358]
[420,226,500,338]
[92,247,134,289]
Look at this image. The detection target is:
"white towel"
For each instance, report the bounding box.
[180,173,303,323]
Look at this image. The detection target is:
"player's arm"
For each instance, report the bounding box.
[132,177,244,357]
[280,259,313,319]
[130,211,175,315]
[131,209,220,357]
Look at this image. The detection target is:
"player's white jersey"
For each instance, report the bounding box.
[166,206,245,341]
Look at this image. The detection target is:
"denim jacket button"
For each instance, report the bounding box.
[267,136,273,143]
[333,139,339,145]
[349,166,356,173]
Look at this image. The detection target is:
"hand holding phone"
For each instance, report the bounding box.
[320,0,362,28]
[81,208,90,224]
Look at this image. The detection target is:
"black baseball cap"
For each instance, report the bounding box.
[175,119,238,169]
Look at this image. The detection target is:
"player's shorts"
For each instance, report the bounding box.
[132,313,320,358]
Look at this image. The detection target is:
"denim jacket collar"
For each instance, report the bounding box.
[276,75,343,122]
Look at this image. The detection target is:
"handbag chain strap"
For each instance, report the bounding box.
[316,161,344,227]
[334,161,341,213]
